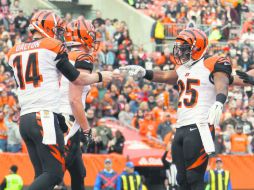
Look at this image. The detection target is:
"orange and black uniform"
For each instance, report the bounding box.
[58,50,93,190]
[172,56,232,190]
[8,37,81,190]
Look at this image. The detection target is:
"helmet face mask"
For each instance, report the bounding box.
[53,26,65,42]
[173,40,192,66]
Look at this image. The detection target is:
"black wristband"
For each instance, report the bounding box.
[144,70,154,80]
[216,93,227,104]
[97,72,102,82]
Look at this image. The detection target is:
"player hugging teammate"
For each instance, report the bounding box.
[7,10,118,190]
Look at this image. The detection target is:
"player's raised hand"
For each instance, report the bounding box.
[208,101,223,126]
[119,65,146,80]
[236,70,254,85]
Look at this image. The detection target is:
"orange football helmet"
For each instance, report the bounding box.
[65,18,99,52]
[173,28,208,67]
[29,10,65,40]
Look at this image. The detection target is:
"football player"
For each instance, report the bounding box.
[58,18,100,190]
[120,28,233,190]
[7,11,115,190]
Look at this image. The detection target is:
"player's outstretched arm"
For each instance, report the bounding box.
[119,65,178,84]
[55,51,116,85]
[151,70,178,84]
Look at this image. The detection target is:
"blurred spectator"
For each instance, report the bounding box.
[14,10,28,39]
[230,125,249,154]
[129,50,144,67]
[1,31,12,48]
[214,126,226,154]
[6,112,21,152]
[101,90,119,118]
[116,162,142,190]
[0,165,23,190]
[139,112,158,137]
[94,158,118,190]
[150,17,165,52]
[64,12,72,23]
[240,27,254,46]
[0,110,7,151]
[86,108,97,128]
[186,15,197,28]
[0,0,11,15]
[240,112,253,134]
[93,10,105,27]
[94,123,113,154]
[108,130,125,154]
[238,48,253,71]
[152,96,165,122]
[162,142,178,190]
[225,5,240,25]
[105,19,116,40]
[118,103,133,126]
[132,109,144,129]
[98,43,116,66]
[10,0,20,16]
[85,128,104,154]
[157,113,172,141]
[208,25,222,42]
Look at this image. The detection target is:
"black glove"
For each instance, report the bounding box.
[236,70,254,85]
[56,114,68,133]
[82,129,93,147]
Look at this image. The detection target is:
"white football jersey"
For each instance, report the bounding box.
[8,38,65,116]
[175,56,231,128]
[59,51,91,115]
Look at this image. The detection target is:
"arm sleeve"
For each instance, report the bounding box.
[56,54,80,82]
[75,53,94,72]
[162,151,170,168]
[209,57,233,84]
[94,174,101,190]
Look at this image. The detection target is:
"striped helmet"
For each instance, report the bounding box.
[173,28,208,67]
[64,18,100,52]
[29,10,65,40]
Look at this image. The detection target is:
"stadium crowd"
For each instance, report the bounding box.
[0,0,253,157]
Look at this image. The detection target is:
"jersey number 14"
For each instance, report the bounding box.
[13,53,43,90]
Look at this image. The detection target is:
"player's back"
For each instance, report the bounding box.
[8,38,64,116]
[59,51,92,115]
[175,56,231,127]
